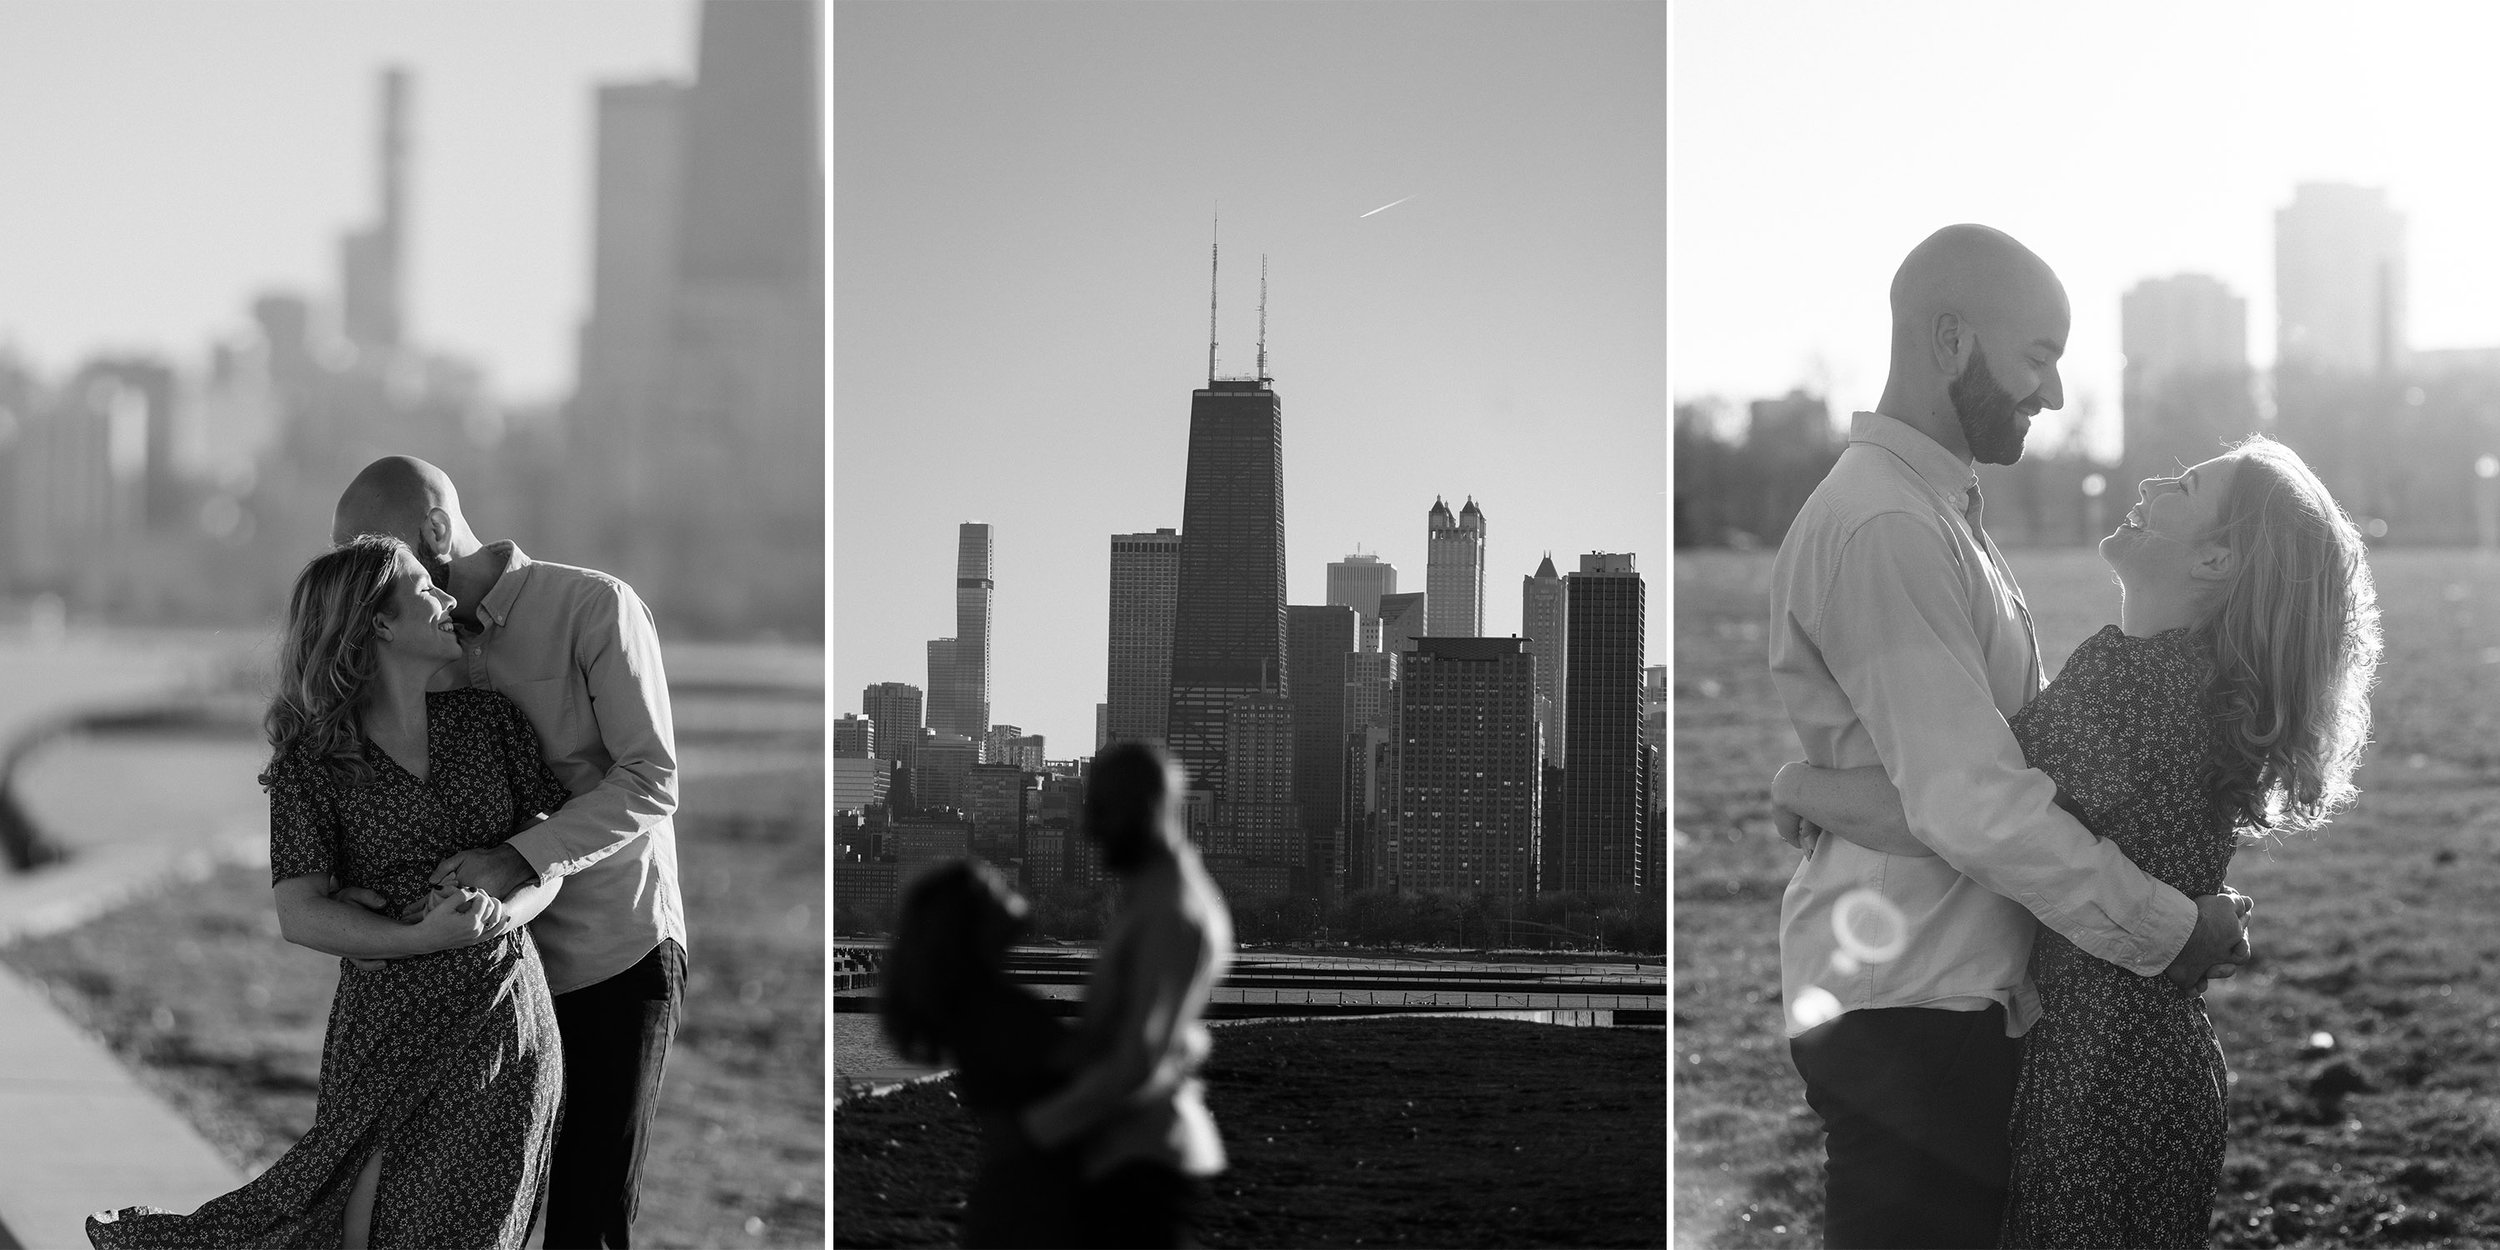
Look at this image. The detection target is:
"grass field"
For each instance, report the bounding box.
[0,754,826,1248]
[834,1016,1666,1248]
[1675,546,2500,1248]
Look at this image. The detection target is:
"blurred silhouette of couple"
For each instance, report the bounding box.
[882,741,1236,1249]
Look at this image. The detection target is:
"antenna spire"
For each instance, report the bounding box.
[1257,254,1269,381]
[1207,208,1220,385]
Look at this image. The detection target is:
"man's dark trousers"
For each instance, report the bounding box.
[544,939,686,1249]
[1789,1003,2023,1249]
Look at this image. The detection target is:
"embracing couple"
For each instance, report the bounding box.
[1768,225,2382,1248]
[881,742,1235,1250]
[89,456,685,1250]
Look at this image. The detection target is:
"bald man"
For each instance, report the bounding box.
[333,455,684,1249]
[1764,226,2249,1247]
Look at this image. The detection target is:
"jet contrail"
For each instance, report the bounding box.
[1360,194,1417,219]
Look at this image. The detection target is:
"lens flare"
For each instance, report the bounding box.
[1831,888,1909,964]
[1791,986,1843,1030]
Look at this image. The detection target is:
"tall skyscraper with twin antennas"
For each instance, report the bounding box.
[1168,222,1286,807]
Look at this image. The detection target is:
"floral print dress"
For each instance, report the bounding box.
[2001,625,2238,1249]
[89,687,574,1250]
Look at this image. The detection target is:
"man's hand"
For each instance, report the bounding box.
[429,843,537,900]
[2163,889,2254,988]
[1772,806,1823,852]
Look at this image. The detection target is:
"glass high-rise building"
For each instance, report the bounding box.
[931,522,992,741]
[1167,377,1286,799]
[1397,636,1541,897]
[1288,604,1359,900]
[1105,528,1182,746]
[1557,552,1646,894]
[1522,554,1568,766]
[861,682,923,763]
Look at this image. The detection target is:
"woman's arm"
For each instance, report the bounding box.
[1771,761,1934,858]
[274,874,500,960]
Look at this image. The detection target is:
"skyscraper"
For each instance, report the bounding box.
[1397,637,1541,896]
[571,77,686,508]
[1522,554,1569,766]
[1166,316,1286,798]
[340,67,410,355]
[861,682,923,762]
[931,522,994,741]
[1557,553,1646,894]
[1105,528,1182,746]
[926,638,957,738]
[1288,604,1358,900]
[568,0,823,634]
[1217,694,1297,876]
[1326,552,1397,631]
[1426,497,1486,637]
[2276,182,2407,377]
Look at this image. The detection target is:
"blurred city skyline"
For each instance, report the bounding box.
[1671,1,2500,460]
[835,2,1665,753]
[0,1,691,404]
[0,0,822,640]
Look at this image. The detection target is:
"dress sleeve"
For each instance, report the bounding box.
[493,693,576,833]
[264,750,336,884]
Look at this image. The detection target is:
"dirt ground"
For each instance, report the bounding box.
[833,1016,1665,1248]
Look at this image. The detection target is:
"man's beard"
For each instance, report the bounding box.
[1949,346,2036,466]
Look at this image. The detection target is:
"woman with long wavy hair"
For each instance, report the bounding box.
[89,535,573,1249]
[881,859,1079,1248]
[1768,435,2381,1248]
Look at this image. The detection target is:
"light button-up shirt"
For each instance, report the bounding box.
[458,541,687,996]
[1768,412,2196,1037]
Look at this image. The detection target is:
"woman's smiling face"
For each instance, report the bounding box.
[378,549,461,661]
[2101,452,2240,583]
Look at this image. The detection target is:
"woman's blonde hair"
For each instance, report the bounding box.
[2198,435,2381,833]
[261,535,410,787]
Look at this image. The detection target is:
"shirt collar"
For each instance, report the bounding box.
[472,540,533,629]
[1849,410,1979,507]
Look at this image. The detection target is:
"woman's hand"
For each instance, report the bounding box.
[405,885,511,954]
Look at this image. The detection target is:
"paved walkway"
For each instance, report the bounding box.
[0,631,261,1247]
[0,965,242,1249]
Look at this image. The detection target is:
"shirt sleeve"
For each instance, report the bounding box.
[264,750,336,884]
[492,692,576,836]
[1815,510,2198,975]
[504,578,679,881]
[1023,908,1216,1149]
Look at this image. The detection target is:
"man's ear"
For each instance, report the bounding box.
[1932,312,1973,377]
[423,506,453,552]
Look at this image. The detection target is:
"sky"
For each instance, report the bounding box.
[0,1,694,405]
[1671,0,2500,459]
[834,2,1667,755]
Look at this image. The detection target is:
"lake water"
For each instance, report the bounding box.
[0,626,823,880]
